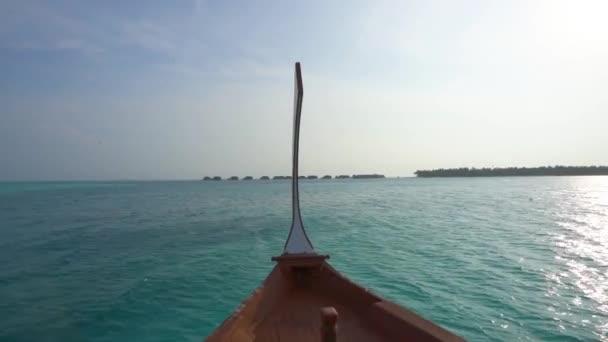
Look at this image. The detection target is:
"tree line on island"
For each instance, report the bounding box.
[414,166,608,177]
[202,174,385,181]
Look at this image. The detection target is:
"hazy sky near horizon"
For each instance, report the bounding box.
[1,0,607,180]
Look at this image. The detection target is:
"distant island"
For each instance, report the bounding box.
[201,173,388,180]
[415,166,608,177]
[352,174,385,179]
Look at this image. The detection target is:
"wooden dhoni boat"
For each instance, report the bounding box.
[206,63,465,342]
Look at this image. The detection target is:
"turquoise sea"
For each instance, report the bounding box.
[1,177,607,341]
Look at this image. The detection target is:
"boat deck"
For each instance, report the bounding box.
[253,289,386,341]
[207,255,465,342]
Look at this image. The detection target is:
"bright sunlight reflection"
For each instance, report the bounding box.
[550,177,608,338]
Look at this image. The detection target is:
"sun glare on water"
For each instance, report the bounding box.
[548,177,608,339]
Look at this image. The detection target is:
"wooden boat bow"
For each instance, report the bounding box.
[205,63,466,342]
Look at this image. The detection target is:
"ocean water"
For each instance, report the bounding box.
[1,177,607,341]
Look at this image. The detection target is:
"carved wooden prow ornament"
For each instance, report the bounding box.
[283,62,315,255]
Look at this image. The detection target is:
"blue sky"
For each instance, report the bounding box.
[1,0,607,180]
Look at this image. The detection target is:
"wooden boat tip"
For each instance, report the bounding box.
[206,252,465,341]
[204,62,466,341]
